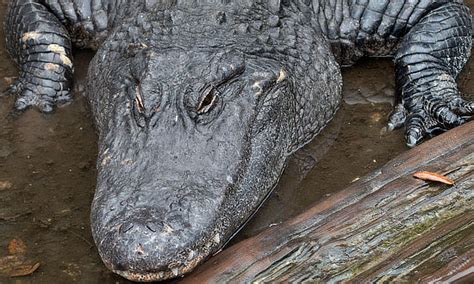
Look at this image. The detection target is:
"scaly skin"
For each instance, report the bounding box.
[5,0,473,281]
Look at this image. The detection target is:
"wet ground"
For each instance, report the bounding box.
[0,2,473,283]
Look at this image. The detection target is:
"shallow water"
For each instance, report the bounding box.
[0,1,473,283]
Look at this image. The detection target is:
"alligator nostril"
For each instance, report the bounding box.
[146,223,157,232]
[119,222,134,234]
[136,244,145,256]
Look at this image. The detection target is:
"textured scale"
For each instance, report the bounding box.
[310,0,466,64]
[4,0,473,281]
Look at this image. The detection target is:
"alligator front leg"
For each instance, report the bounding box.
[5,0,73,112]
[390,2,473,146]
[318,1,473,147]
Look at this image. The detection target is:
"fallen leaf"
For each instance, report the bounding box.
[413,171,455,185]
[9,262,40,277]
[8,239,27,255]
[0,255,39,277]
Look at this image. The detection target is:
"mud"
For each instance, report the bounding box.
[0,1,472,283]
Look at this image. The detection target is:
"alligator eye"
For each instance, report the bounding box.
[135,85,145,113]
[131,84,146,128]
[197,86,218,114]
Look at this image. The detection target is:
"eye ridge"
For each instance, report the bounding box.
[194,64,245,115]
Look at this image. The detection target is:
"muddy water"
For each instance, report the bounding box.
[0,2,473,283]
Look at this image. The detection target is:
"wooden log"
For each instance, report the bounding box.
[184,121,474,283]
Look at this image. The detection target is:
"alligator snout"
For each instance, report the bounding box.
[97,208,198,280]
[87,47,295,281]
[91,179,228,281]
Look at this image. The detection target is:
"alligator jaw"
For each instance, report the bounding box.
[110,254,206,282]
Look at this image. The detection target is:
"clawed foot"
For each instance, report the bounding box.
[388,93,473,147]
[4,76,72,113]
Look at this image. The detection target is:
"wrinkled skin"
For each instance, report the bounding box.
[87,15,342,279]
[5,0,473,281]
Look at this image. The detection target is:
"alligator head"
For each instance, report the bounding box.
[87,3,341,282]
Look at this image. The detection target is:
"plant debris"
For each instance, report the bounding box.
[8,262,40,277]
[8,238,27,255]
[0,238,40,277]
[0,255,40,277]
[413,171,455,185]
[0,181,12,191]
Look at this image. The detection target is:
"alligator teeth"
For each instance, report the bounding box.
[213,233,221,244]
[187,250,195,260]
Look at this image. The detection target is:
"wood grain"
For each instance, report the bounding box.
[184,121,474,283]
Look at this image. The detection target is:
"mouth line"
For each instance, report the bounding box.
[110,252,206,282]
[108,173,283,282]
[218,170,284,251]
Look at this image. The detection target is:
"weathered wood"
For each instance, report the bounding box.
[184,121,474,283]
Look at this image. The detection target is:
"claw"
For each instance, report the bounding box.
[406,128,423,148]
[397,84,473,146]
[404,111,428,147]
[388,104,407,131]
[387,122,396,132]
[14,97,29,111]
[57,91,72,105]
[39,101,54,113]
[434,106,464,128]
[3,87,15,97]
[7,77,72,113]
[2,80,20,97]
[13,89,36,111]
[453,99,474,115]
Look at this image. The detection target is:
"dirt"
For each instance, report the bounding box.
[0,1,473,283]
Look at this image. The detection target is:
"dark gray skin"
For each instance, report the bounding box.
[5,0,473,281]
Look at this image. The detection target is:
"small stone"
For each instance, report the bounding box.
[369,112,383,123]
[351,177,360,183]
[3,76,17,85]
[0,181,12,191]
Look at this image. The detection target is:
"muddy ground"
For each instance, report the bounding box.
[0,1,473,283]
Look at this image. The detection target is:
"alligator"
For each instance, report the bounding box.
[5,0,473,281]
